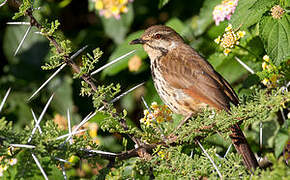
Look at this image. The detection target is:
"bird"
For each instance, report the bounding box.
[130,25,259,170]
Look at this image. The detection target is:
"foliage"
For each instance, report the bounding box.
[0,0,289,179]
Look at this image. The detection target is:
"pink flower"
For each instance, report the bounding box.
[213,0,239,25]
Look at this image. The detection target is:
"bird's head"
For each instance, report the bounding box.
[130,25,184,58]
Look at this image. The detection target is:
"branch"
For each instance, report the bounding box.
[24,7,143,153]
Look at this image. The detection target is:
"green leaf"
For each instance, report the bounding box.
[165,18,188,37]
[259,14,290,65]
[230,0,276,29]
[274,128,289,157]
[194,0,221,36]
[100,4,134,44]
[3,25,50,81]
[158,0,170,9]
[101,30,147,77]
[208,53,247,83]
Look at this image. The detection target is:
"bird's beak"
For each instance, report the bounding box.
[130,38,147,45]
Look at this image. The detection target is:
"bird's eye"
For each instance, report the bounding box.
[154,34,162,39]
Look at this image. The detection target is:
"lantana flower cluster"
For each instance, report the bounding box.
[271,5,285,19]
[261,55,281,88]
[213,0,239,25]
[215,24,245,56]
[140,102,172,127]
[93,0,133,19]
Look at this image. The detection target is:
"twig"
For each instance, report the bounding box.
[91,50,136,75]
[14,25,32,56]
[197,140,223,179]
[0,87,11,114]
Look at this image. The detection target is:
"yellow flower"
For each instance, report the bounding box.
[237,31,245,38]
[225,24,233,31]
[95,0,132,19]
[88,123,98,138]
[8,158,17,166]
[262,78,270,86]
[223,48,231,56]
[263,55,270,62]
[157,151,165,158]
[262,62,268,70]
[120,5,128,13]
[110,6,120,15]
[95,0,104,9]
[215,24,246,56]
[214,36,221,44]
[140,102,172,127]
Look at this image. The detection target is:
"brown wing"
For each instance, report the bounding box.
[159,44,239,112]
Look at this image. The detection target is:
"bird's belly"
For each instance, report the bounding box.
[152,69,207,116]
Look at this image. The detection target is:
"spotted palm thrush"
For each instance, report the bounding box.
[130,25,259,170]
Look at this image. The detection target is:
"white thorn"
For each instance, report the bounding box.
[54,157,71,164]
[80,148,117,156]
[0,0,7,7]
[223,144,232,158]
[28,63,66,101]
[28,94,54,143]
[60,163,67,180]
[234,56,255,74]
[70,45,88,60]
[197,140,223,179]
[91,50,136,75]
[110,82,144,103]
[0,87,11,114]
[62,111,96,144]
[55,129,87,140]
[14,25,32,56]
[31,153,49,180]
[31,109,42,134]
[7,22,30,25]
[67,109,72,144]
[10,144,35,149]
[259,122,263,150]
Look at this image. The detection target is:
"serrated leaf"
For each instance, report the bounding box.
[274,128,289,157]
[259,14,290,65]
[101,30,147,77]
[230,0,276,29]
[100,4,134,44]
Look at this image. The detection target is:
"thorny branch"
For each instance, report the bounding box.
[24,7,147,161]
